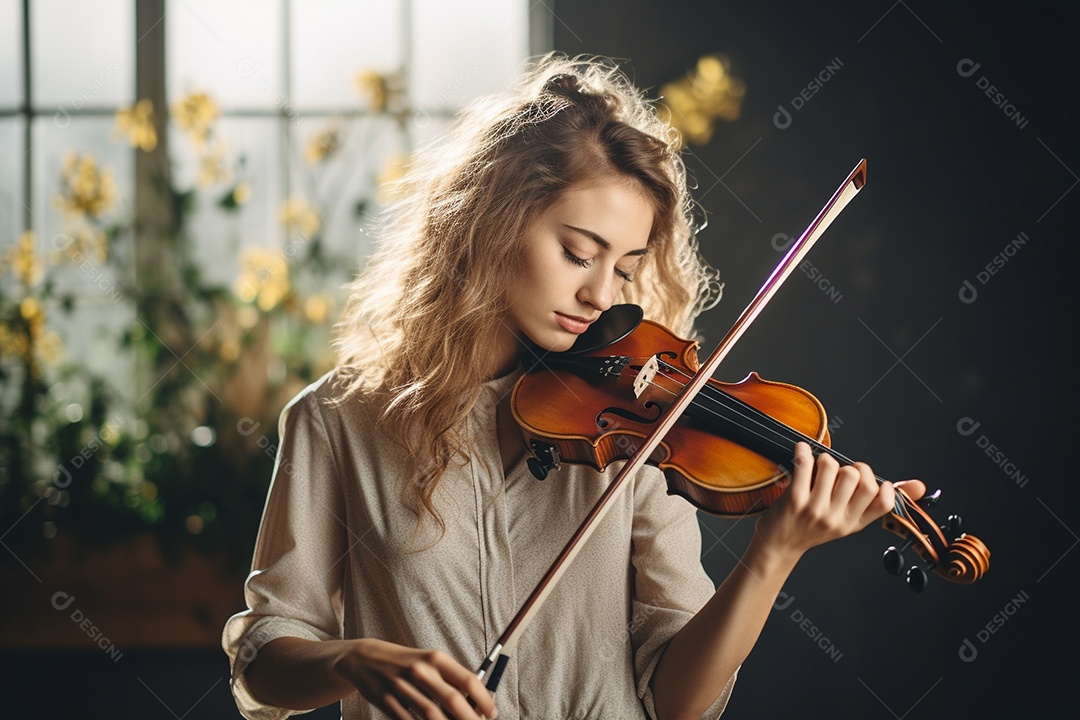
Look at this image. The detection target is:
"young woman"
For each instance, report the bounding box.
[222,53,924,720]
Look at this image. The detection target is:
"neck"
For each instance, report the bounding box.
[485,321,526,380]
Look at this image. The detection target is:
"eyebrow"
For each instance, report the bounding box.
[564,224,649,256]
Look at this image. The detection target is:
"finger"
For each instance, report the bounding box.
[855,479,896,528]
[391,675,450,720]
[841,462,880,510]
[807,451,840,518]
[421,652,496,720]
[383,689,439,720]
[816,462,875,537]
[443,669,498,719]
[788,442,815,506]
[847,464,891,526]
[829,463,864,505]
[894,479,927,503]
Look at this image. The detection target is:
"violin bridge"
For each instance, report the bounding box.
[634,356,659,399]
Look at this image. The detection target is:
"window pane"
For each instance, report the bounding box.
[0,0,21,106]
[32,115,133,242]
[30,0,133,108]
[291,0,405,110]
[290,114,406,270]
[46,289,137,404]
[169,117,283,288]
[29,115,136,403]
[411,0,529,110]
[167,0,284,110]
[0,118,24,243]
[411,115,454,151]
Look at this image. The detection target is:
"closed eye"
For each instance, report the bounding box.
[564,247,635,282]
[563,247,591,269]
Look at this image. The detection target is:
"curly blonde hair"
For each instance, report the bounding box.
[329,53,721,539]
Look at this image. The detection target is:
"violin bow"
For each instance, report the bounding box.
[474,158,869,694]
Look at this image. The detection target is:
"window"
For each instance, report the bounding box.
[1,0,536,400]
[0,0,540,570]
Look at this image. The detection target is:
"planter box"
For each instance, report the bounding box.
[0,533,246,650]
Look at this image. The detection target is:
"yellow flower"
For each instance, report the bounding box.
[0,323,30,361]
[233,245,291,312]
[659,54,745,147]
[356,70,390,112]
[50,226,107,265]
[5,293,65,371]
[54,152,118,218]
[35,330,65,367]
[20,297,41,321]
[305,128,342,165]
[172,91,219,143]
[115,99,158,152]
[198,147,233,188]
[280,197,321,238]
[8,231,43,287]
[304,294,331,324]
[231,181,252,205]
[691,54,745,121]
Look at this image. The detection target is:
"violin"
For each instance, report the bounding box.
[512,304,990,593]
[472,159,988,694]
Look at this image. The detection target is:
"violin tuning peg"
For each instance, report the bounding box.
[905,564,929,592]
[944,514,963,538]
[882,537,915,576]
[882,546,905,576]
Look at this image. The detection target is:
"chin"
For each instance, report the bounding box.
[527,329,577,353]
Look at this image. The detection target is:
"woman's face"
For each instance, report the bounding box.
[501,177,654,362]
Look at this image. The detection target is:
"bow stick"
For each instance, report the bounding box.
[474,158,869,694]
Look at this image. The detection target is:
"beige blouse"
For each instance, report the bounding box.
[222,367,736,720]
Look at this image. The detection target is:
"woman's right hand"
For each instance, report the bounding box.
[335,638,499,720]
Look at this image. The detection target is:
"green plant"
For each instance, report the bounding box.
[1,80,406,574]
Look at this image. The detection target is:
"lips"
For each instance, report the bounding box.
[554,312,595,334]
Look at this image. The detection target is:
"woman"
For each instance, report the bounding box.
[222,53,923,720]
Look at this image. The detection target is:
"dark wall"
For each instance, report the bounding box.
[554,1,1078,717]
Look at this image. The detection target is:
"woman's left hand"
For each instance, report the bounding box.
[753,441,926,562]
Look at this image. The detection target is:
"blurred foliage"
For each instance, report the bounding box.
[0,74,410,575]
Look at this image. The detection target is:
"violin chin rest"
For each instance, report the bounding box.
[565,304,644,355]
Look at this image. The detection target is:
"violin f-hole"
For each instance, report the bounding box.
[596,403,661,429]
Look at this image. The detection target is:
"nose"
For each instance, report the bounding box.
[577,271,616,312]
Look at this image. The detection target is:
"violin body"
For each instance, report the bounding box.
[512,318,829,516]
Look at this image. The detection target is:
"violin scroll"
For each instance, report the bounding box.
[881,487,990,592]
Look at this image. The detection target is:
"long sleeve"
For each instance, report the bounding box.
[222,388,349,720]
[629,469,736,720]
[222,367,738,719]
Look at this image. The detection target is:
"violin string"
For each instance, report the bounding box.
[653,369,909,519]
[664,364,913,520]
[631,361,910,517]
[655,365,911,519]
